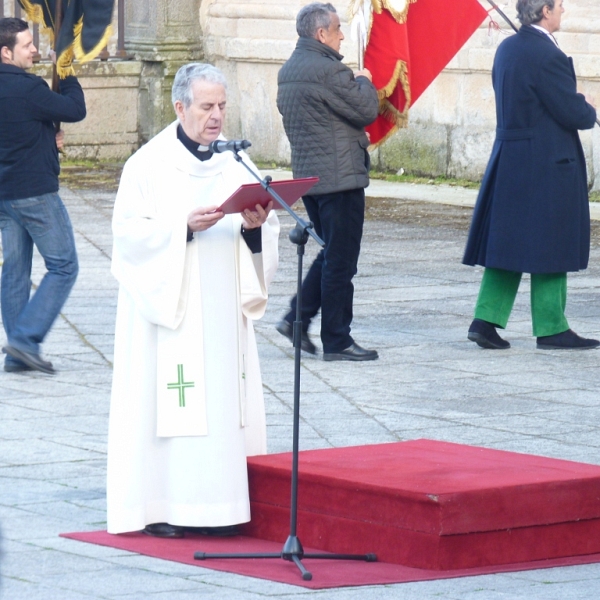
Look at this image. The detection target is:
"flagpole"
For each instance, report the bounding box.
[51,0,63,133]
[51,0,63,91]
[350,0,366,70]
[358,37,364,70]
[486,0,518,33]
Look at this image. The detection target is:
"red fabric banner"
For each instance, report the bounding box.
[364,0,489,146]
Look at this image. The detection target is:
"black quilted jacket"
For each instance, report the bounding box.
[277,37,379,195]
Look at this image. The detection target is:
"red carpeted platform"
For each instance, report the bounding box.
[243,439,600,570]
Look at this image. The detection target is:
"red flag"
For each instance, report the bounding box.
[363,0,488,146]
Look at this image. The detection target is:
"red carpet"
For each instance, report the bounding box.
[245,439,600,569]
[60,530,600,589]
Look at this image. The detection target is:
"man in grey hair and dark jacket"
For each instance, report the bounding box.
[276,1,380,361]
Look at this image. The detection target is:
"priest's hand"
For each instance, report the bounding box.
[188,206,224,232]
[242,201,272,230]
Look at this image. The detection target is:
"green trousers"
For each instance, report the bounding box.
[474,267,569,337]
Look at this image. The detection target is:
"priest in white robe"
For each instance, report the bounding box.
[106,63,279,538]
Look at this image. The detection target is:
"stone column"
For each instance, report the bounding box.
[125,0,204,142]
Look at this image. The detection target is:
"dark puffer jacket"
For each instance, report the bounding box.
[277,37,379,195]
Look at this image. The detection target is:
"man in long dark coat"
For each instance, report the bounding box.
[463,0,598,350]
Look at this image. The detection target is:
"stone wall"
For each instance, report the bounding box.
[200,0,600,188]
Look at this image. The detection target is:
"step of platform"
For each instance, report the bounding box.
[243,439,600,570]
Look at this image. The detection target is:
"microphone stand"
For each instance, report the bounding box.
[193,149,377,580]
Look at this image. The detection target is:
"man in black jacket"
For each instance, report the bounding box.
[276,2,380,361]
[0,18,86,374]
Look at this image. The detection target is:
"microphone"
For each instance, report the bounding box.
[209,139,252,153]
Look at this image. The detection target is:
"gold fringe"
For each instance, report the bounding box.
[18,0,55,43]
[377,59,408,100]
[54,17,113,78]
[369,59,411,151]
[368,98,410,150]
[371,0,384,14]
[381,0,417,24]
[346,0,380,18]
[380,98,409,127]
[72,18,113,64]
[347,0,366,22]
[56,45,75,78]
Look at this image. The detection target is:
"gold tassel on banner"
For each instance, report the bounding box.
[72,17,113,65]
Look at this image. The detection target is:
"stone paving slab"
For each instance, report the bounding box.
[2,178,600,598]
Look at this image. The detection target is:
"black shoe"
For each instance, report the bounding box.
[186,525,240,537]
[276,320,317,355]
[2,346,55,374]
[323,342,378,362]
[467,319,510,349]
[4,361,33,373]
[142,523,185,538]
[536,329,600,350]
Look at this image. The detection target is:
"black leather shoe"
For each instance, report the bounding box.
[142,523,185,538]
[467,319,510,349]
[323,342,378,362]
[4,361,33,373]
[186,525,240,537]
[2,346,55,374]
[276,320,317,355]
[537,329,600,350]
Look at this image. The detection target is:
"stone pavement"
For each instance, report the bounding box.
[2,174,600,599]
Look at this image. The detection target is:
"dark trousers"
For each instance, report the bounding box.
[284,188,365,353]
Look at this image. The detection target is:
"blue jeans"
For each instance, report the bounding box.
[0,192,78,361]
[285,189,365,353]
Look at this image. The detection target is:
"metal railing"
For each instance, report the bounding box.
[1,0,130,62]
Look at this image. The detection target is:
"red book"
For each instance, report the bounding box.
[217,177,319,214]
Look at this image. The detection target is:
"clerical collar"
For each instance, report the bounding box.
[176,124,214,161]
[531,24,559,47]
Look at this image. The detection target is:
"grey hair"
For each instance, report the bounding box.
[516,0,555,25]
[296,2,337,38]
[171,63,227,108]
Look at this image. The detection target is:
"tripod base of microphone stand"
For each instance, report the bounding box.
[193,535,377,581]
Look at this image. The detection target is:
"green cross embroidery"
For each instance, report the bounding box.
[167,364,195,408]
